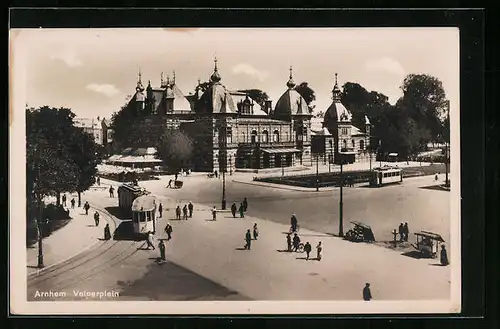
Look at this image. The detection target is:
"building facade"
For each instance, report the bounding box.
[74,116,112,148]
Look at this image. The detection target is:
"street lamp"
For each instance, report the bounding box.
[445,100,450,187]
[316,153,319,192]
[338,157,344,237]
[34,145,44,268]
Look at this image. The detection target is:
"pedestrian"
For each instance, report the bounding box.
[188,201,194,218]
[286,233,292,252]
[363,283,372,301]
[175,205,181,220]
[316,241,322,261]
[158,203,163,218]
[244,229,252,250]
[175,173,178,182]
[253,223,259,240]
[214,170,218,178]
[392,229,398,245]
[304,242,312,260]
[84,202,90,215]
[62,194,67,207]
[146,231,156,250]
[164,222,173,240]
[440,245,449,266]
[78,198,81,208]
[182,205,188,220]
[238,203,245,218]
[94,211,100,226]
[435,174,438,181]
[212,206,217,221]
[243,197,248,212]
[97,176,101,186]
[290,213,298,233]
[292,233,301,252]
[70,198,75,209]
[109,186,114,198]
[158,240,166,262]
[231,202,237,218]
[398,222,404,242]
[167,179,173,188]
[104,223,111,240]
[403,222,409,242]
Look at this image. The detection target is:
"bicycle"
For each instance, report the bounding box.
[289,225,301,234]
[293,242,305,253]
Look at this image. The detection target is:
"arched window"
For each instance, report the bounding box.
[251,130,258,143]
[242,132,246,143]
[352,139,355,149]
[360,139,365,151]
[262,130,269,143]
[343,139,347,149]
[273,130,280,142]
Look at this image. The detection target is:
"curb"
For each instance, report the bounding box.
[27,204,117,278]
[232,180,336,192]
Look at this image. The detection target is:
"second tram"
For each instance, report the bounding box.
[370,167,403,187]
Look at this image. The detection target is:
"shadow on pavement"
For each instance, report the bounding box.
[105,206,131,220]
[113,221,145,241]
[235,247,248,251]
[401,250,425,259]
[419,185,449,192]
[276,249,292,253]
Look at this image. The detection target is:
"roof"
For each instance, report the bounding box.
[132,195,157,211]
[261,148,301,153]
[230,91,267,116]
[351,125,365,136]
[414,230,445,242]
[311,127,332,136]
[133,147,157,156]
[350,221,372,229]
[198,82,237,114]
[324,101,352,128]
[273,89,310,117]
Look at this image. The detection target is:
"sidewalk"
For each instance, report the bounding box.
[26,197,116,276]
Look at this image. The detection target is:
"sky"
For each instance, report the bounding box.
[11,28,459,121]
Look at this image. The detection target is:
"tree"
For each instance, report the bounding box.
[294,82,316,110]
[237,89,269,107]
[155,130,194,172]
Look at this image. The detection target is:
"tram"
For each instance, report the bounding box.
[131,195,158,235]
[370,166,403,187]
[118,183,149,215]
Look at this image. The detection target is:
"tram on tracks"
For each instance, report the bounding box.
[370,166,403,187]
[131,195,158,235]
[118,183,149,213]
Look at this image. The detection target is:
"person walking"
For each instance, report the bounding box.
[292,233,301,252]
[363,283,372,301]
[244,229,252,250]
[403,222,409,242]
[212,206,217,221]
[243,197,248,212]
[252,223,259,240]
[158,203,163,218]
[316,241,322,261]
[440,245,449,266]
[62,194,67,207]
[97,176,101,186]
[70,198,75,209]
[94,211,100,226]
[109,186,114,198]
[231,202,237,218]
[175,206,181,220]
[104,223,111,240]
[146,231,155,250]
[164,222,173,240]
[84,202,90,215]
[239,203,245,218]
[290,213,298,233]
[286,233,292,252]
[398,222,404,242]
[158,240,166,262]
[188,201,194,218]
[166,179,173,188]
[304,242,312,260]
[182,205,188,220]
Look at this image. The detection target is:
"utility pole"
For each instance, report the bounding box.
[445,101,450,187]
[221,121,227,210]
[316,154,319,192]
[339,158,344,237]
[35,145,44,268]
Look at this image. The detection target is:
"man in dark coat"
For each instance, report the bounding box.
[158,203,163,218]
[403,222,409,242]
[70,198,75,209]
[164,223,173,240]
[292,233,301,252]
[182,205,188,220]
[398,223,404,242]
[62,194,67,207]
[304,242,312,260]
[239,203,245,218]
[158,240,166,262]
[363,283,372,301]
[440,245,449,266]
[231,202,237,218]
[245,229,252,250]
[286,233,292,252]
[84,202,90,215]
[175,206,181,220]
[188,202,194,218]
[94,211,100,226]
[104,223,111,240]
[290,213,298,233]
[243,198,248,212]
[109,186,114,198]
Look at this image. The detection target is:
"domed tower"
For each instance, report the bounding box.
[164,75,175,113]
[134,70,146,113]
[324,73,353,163]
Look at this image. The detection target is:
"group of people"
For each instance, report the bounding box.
[286,232,323,261]
[231,198,248,218]
[243,223,259,250]
[175,202,194,220]
[398,222,410,242]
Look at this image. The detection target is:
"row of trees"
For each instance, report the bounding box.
[27,106,103,222]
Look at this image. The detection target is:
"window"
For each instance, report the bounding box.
[262,130,269,143]
[352,140,355,149]
[343,140,347,149]
[146,212,152,222]
[360,140,365,150]
[242,132,246,143]
[139,212,146,222]
[273,130,279,142]
[251,130,258,143]
[226,127,233,144]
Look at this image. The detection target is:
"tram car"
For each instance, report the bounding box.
[370,167,403,187]
[117,183,149,215]
[131,195,158,235]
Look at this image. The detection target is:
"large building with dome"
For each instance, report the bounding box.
[121,59,371,171]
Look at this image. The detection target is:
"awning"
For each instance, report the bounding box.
[261,148,301,154]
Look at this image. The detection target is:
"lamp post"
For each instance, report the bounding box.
[34,145,44,268]
[316,153,319,192]
[445,100,450,187]
[339,158,344,237]
[378,140,382,168]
